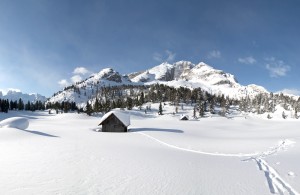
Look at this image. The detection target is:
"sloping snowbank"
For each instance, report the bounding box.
[0,117,29,130]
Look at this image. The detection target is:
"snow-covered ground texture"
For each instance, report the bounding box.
[1,104,300,195]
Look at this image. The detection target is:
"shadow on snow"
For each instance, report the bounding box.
[20,129,59,138]
[129,128,183,133]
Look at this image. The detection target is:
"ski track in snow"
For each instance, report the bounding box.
[254,158,299,195]
[136,132,299,195]
[136,132,259,157]
[250,140,299,195]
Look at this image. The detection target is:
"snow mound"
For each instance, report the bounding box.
[0,117,29,130]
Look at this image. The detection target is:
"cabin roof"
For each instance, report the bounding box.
[99,111,130,126]
[180,115,189,120]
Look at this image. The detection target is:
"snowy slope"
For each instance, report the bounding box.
[130,61,268,99]
[47,68,136,107]
[0,90,47,103]
[129,61,195,82]
[0,108,300,194]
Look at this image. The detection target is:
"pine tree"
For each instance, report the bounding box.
[25,101,31,111]
[193,106,197,119]
[94,98,100,113]
[85,101,93,116]
[158,102,163,115]
[209,98,215,114]
[140,92,145,105]
[282,111,287,119]
[199,102,205,117]
[126,97,133,110]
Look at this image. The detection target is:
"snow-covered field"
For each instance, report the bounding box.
[0,105,300,195]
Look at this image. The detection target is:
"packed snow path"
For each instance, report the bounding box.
[135,131,299,195]
[250,140,299,195]
[135,132,259,157]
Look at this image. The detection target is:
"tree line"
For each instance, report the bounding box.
[58,83,300,119]
[3,83,299,120]
[0,98,45,113]
[48,83,237,116]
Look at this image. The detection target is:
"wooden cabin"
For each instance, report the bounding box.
[180,115,189,121]
[99,111,130,132]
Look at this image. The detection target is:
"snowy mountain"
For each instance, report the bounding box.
[129,61,194,82]
[130,61,268,99]
[48,68,135,108]
[0,90,47,103]
[48,61,270,105]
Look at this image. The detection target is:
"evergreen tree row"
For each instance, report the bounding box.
[46,101,78,113]
[77,84,235,116]
[0,98,45,113]
[49,83,300,119]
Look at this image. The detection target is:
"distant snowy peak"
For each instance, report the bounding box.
[47,68,133,105]
[130,61,195,83]
[182,62,238,87]
[129,61,269,99]
[130,61,239,87]
[130,62,173,82]
[246,84,268,94]
[0,90,47,102]
[90,68,131,84]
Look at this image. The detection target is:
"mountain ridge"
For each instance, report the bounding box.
[47,60,290,105]
[129,61,268,99]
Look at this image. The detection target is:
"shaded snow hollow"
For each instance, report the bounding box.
[0,117,29,130]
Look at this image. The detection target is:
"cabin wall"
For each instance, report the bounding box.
[102,115,127,132]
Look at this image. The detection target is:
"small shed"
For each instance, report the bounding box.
[180,115,189,121]
[99,111,130,132]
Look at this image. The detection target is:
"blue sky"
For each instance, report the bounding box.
[1,0,300,97]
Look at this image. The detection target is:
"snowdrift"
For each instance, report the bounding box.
[0,117,29,130]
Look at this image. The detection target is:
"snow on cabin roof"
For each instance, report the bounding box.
[180,115,189,120]
[99,111,130,127]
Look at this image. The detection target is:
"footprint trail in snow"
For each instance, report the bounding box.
[250,140,299,195]
[136,132,299,195]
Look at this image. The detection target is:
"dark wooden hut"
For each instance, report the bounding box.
[180,115,189,120]
[99,111,130,132]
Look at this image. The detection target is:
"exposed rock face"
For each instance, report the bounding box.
[130,61,239,87]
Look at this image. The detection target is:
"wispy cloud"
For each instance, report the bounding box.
[71,75,83,83]
[265,57,290,77]
[166,50,176,62]
[207,50,221,59]
[73,67,90,75]
[58,66,94,88]
[276,88,300,96]
[58,79,70,88]
[153,52,163,62]
[153,50,176,63]
[0,88,21,96]
[238,56,256,64]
